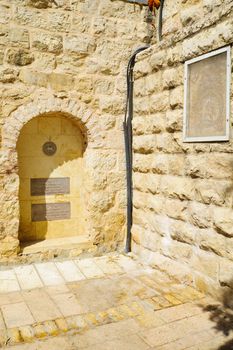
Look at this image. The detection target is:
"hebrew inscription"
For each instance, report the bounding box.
[31,202,71,222]
[31,178,70,196]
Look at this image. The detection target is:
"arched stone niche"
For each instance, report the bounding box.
[0,96,98,257]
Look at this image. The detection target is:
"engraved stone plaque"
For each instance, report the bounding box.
[184,47,230,142]
[31,202,71,222]
[31,178,70,196]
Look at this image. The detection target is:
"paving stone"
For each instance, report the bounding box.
[75,258,105,279]
[68,278,118,312]
[185,333,233,350]
[155,302,202,323]
[70,319,141,348]
[140,313,215,347]
[0,292,23,306]
[1,302,34,328]
[35,262,64,286]
[45,284,70,295]
[7,328,22,344]
[55,261,85,282]
[6,336,74,350]
[51,292,85,317]
[81,334,149,350]
[0,270,20,293]
[22,289,62,322]
[115,255,143,272]
[94,256,123,274]
[14,265,43,290]
[135,313,165,329]
[154,330,217,350]
[19,325,35,342]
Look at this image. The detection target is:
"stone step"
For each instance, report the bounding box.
[20,235,94,256]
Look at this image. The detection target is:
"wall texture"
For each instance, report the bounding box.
[132,0,233,297]
[0,0,150,260]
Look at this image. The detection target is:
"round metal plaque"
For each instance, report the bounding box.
[43,141,57,156]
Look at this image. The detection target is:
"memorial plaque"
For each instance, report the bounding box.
[31,202,71,222]
[184,46,231,142]
[31,178,70,196]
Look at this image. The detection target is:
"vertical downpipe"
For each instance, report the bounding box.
[124,46,150,253]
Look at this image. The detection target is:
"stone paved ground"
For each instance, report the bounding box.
[0,253,232,350]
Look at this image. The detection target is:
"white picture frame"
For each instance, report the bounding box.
[183,46,231,142]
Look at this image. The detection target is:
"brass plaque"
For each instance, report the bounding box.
[43,141,57,156]
[31,178,70,196]
[31,202,71,222]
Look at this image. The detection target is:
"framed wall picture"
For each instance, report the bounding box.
[183,46,231,142]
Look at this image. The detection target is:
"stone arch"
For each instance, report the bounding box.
[2,96,95,153]
[0,95,98,257]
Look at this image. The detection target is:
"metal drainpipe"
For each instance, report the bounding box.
[124,45,150,253]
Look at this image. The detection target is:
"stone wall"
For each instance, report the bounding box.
[132,0,233,297]
[0,0,150,260]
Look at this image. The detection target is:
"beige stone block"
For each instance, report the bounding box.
[133,135,156,154]
[162,240,193,263]
[170,86,183,109]
[150,92,169,113]
[31,31,63,54]
[168,155,185,176]
[19,68,48,87]
[156,133,183,153]
[170,220,197,245]
[6,48,34,66]
[181,5,203,26]
[134,60,151,79]
[182,19,233,60]
[219,258,233,289]
[191,249,219,281]
[133,172,161,194]
[9,27,29,48]
[0,67,18,83]
[198,229,227,258]
[144,71,162,95]
[85,150,117,172]
[48,72,74,91]
[161,175,195,200]
[188,202,212,229]
[99,95,124,114]
[185,154,233,180]
[0,4,11,24]
[164,198,187,221]
[149,51,166,72]
[213,206,233,237]
[133,114,165,135]
[163,14,182,37]
[167,45,182,66]
[195,179,229,206]
[64,34,95,55]
[166,109,182,132]
[162,67,182,90]
[32,52,56,71]
[132,224,161,252]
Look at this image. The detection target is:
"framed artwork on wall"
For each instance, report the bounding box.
[183,46,231,142]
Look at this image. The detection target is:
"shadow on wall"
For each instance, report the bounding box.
[201,282,233,349]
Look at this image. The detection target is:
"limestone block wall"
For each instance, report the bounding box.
[132,0,233,297]
[0,0,150,259]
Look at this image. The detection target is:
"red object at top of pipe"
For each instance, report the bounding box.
[148,0,161,11]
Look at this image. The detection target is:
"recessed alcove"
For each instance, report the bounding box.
[17,113,89,253]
